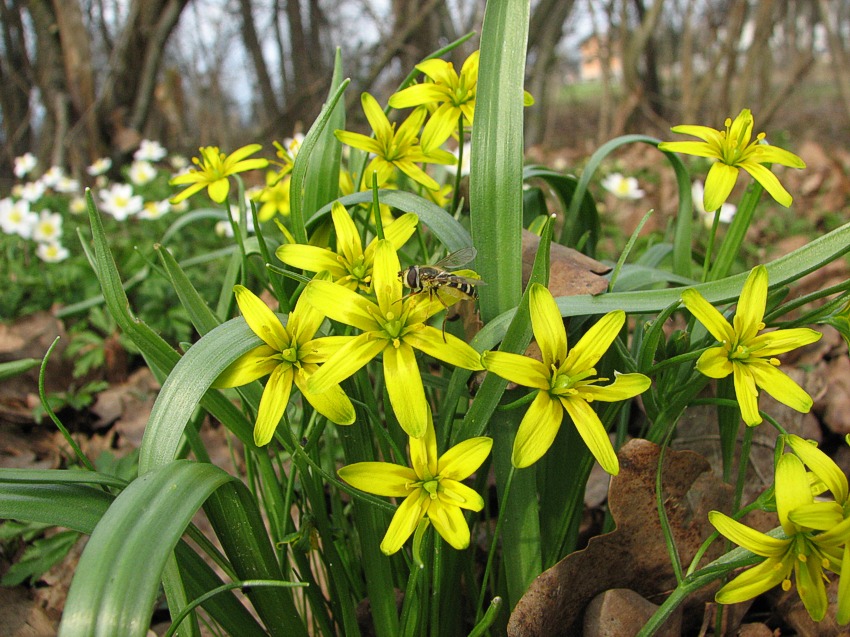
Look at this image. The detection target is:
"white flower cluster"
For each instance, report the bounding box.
[2,140,182,263]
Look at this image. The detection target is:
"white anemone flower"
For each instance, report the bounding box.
[36,241,70,263]
[601,172,646,200]
[13,153,38,178]
[129,160,158,186]
[99,183,144,221]
[134,139,167,162]
[32,210,63,243]
[0,199,38,238]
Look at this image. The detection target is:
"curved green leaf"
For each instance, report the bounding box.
[563,135,694,275]
[524,165,600,253]
[58,461,234,637]
[139,317,261,473]
[290,77,351,243]
[309,189,473,252]
[0,481,112,534]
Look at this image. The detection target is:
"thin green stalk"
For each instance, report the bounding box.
[645,346,710,375]
[476,464,515,622]
[609,208,653,292]
[467,597,503,637]
[656,421,684,584]
[429,535,442,637]
[701,207,722,282]
[39,337,95,472]
[734,425,754,517]
[450,114,465,215]
[164,580,307,637]
[367,177,384,240]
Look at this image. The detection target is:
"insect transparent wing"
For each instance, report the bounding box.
[432,246,477,270]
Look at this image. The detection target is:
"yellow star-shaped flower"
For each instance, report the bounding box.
[658,109,805,212]
[338,411,491,554]
[681,265,821,426]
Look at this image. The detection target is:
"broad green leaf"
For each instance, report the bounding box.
[302,48,346,221]
[139,317,262,473]
[58,461,234,637]
[470,0,530,322]
[290,77,351,243]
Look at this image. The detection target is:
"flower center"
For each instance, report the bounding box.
[281,346,298,364]
[422,478,440,500]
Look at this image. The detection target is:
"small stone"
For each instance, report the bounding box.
[583,588,681,637]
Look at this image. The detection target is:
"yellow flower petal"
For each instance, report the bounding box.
[529,283,567,368]
[733,266,768,341]
[338,462,417,497]
[795,553,828,622]
[381,492,428,555]
[293,369,355,425]
[740,162,793,208]
[732,362,761,425]
[384,342,428,438]
[372,240,403,316]
[213,344,279,388]
[785,435,848,504]
[681,289,736,344]
[234,285,289,351]
[330,201,364,266]
[404,327,483,371]
[275,244,348,279]
[708,511,790,557]
[747,359,813,415]
[427,499,471,550]
[703,162,739,213]
[438,479,485,511]
[481,350,550,391]
[563,311,625,374]
[580,372,651,402]
[715,556,790,605]
[561,395,619,475]
[750,327,822,357]
[511,391,563,469]
[438,437,492,481]
[208,178,231,203]
[695,346,734,378]
[409,412,439,479]
[776,454,814,533]
[308,333,386,394]
[254,364,293,446]
[302,279,379,333]
[361,92,394,142]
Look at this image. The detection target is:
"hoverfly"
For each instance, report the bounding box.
[398,246,484,340]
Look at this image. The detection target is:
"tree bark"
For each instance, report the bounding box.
[0,0,33,164]
[238,0,280,125]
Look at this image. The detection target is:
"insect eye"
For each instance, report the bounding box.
[406,269,418,288]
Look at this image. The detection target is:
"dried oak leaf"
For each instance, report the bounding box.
[508,439,733,637]
[521,229,610,297]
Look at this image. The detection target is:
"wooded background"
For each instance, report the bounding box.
[2,0,850,182]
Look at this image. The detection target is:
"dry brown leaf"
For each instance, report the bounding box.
[508,439,733,636]
[521,229,610,296]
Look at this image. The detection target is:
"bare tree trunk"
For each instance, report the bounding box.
[51,0,99,168]
[613,0,665,134]
[818,0,850,127]
[0,0,33,166]
[391,0,444,75]
[27,0,71,167]
[96,0,190,156]
[238,0,280,126]
[525,0,576,147]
